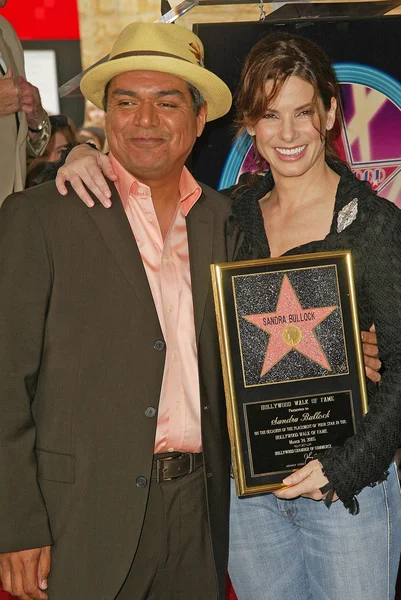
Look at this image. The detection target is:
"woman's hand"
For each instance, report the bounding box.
[55,144,117,208]
[362,324,381,383]
[273,459,338,502]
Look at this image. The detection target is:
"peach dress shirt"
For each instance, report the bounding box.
[110,153,202,453]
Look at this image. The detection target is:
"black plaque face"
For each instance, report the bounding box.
[211,251,368,496]
[234,265,348,386]
[244,391,355,478]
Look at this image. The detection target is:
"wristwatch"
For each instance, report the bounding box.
[28,117,48,133]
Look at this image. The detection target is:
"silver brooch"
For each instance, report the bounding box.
[337,198,358,233]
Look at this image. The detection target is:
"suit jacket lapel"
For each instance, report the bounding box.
[186,192,213,344]
[85,185,159,318]
[86,184,215,338]
[0,29,18,76]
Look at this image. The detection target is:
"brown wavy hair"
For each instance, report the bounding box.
[235,32,340,166]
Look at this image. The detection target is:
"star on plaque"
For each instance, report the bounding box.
[243,275,337,377]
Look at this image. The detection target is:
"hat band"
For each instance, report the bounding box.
[111,50,203,67]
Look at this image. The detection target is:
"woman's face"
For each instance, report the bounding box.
[45,131,69,163]
[247,75,336,180]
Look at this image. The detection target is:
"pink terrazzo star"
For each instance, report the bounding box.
[244,275,337,377]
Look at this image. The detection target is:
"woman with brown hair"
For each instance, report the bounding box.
[223,32,401,600]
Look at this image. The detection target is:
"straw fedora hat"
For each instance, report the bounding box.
[80,22,232,122]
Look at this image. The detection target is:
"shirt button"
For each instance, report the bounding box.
[136,476,147,488]
[175,401,180,409]
[163,256,170,265]
[145,214,153,222]
[203,405,210,411]
[153,339,165,351]
[168,447,174,452]
[138,187,145,195]
[145,407,157,418]
[172,351,177,360]
[167,304,173,313]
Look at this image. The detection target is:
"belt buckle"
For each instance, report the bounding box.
[156,455,173,484]
[187,452,194,475]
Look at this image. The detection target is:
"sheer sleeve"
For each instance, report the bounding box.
[319,198,401,511]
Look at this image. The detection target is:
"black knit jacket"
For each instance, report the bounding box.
[221,161,401,512]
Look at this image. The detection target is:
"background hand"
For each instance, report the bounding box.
[0,545,51,600]
[56,144,117,207]
[17,76,46,128]
[0,68,21,116]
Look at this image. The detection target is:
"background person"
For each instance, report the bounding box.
[0,2,50,204]
[25,115,77,187]
[43,114,77,163]
[77,125,106,151]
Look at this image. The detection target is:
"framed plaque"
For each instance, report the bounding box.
[211,251,368,497]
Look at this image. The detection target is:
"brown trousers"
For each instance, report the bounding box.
[115,465,217,600]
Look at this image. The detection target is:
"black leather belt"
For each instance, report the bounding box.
[152,452,203,483]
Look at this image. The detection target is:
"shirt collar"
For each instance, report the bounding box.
[110,153,202,216]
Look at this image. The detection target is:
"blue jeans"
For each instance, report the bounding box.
[229,462,401,600]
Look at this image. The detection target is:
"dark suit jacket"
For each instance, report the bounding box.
[0,181,241,599]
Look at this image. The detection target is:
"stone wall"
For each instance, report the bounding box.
[77,0,161,70]
[76,0,401,121]
[77,0,401,71]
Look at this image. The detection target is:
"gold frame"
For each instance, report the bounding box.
[211,250,368,496]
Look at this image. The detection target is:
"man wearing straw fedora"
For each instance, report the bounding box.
[0,22,236,600]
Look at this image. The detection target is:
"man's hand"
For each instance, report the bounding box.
[17,76,46,129]
[0,68,21,116]
[0,546,51,600]
[362,324,381,383]
[273,459,339,502]
[56,144,117,207]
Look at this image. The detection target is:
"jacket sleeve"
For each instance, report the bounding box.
[320,201,401,511]
[0,192,53,551]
